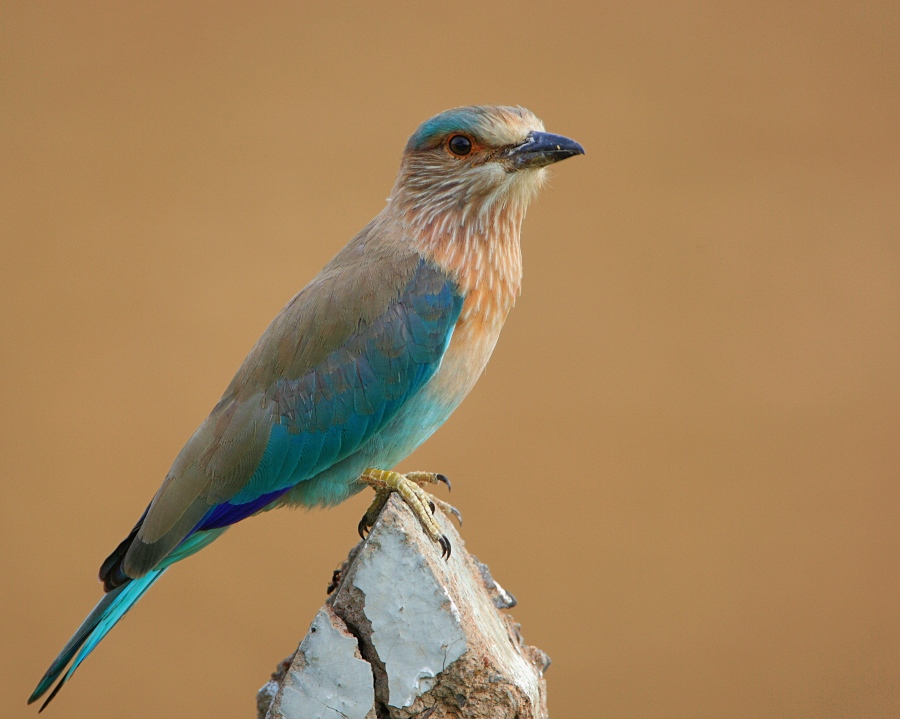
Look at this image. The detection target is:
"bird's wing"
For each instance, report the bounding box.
[118,234,463,580]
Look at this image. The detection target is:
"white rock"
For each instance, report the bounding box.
[264,606,374,719]
[260,494,550,719]
[352,527,468,708]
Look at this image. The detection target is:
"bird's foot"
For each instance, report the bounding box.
[357,469,461,559]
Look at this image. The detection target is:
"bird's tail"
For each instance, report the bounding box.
[28,527,224,711]
[28,568,165,711]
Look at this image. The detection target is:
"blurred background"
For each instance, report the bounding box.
[2,2,898,717]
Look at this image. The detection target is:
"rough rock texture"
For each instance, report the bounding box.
[259,494,549,718]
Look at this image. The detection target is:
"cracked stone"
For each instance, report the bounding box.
[260,495,549,718]
[350,526,468,708]
[262,606,375,719]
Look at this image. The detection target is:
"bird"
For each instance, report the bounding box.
[28,105,584,710]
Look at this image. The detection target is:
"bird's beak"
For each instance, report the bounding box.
[506,131,585,170]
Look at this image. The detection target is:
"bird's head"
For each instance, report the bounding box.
[390,105,584,229]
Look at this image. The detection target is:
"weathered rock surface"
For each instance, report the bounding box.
[258,494,550,718]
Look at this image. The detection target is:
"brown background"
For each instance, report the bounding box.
[2,2,898,717]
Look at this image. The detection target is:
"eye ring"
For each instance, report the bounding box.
[447,134,473,157]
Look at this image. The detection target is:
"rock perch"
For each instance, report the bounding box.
[258,494,550,718]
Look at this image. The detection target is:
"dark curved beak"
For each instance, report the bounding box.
[506,131,585,169]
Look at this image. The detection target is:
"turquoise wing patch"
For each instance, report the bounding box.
[226,260,462,505]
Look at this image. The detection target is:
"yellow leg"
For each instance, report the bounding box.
[357,468,460,559]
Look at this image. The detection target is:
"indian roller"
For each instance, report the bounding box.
[29,105,584,709]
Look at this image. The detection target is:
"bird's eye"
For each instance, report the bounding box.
[448,135,473,157]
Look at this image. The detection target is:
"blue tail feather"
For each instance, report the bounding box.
[29,569,165,710]
[30,528,226,710]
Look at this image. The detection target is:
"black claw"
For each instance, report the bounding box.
[436,474,451,492]
[429,500,436,514]
[439,535,452,560]
[358,516,369,540]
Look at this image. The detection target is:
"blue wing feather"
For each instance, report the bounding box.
[194,259,462,526]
